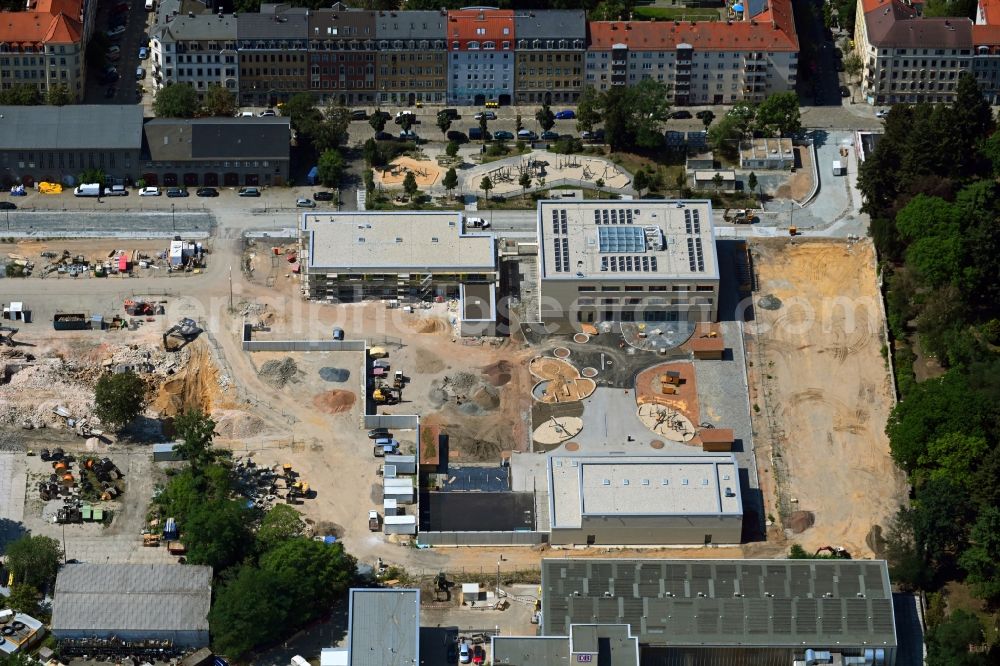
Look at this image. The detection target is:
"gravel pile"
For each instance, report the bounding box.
[319,367,350,382]
[258,357,299,389]
[758,294,783,311]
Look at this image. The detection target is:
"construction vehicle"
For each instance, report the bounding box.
[815,545,851,559]
[0,325,17,346]
[373,383,398,405]
[789,226,798,236]
[368,510,382,531]
[143,533,161,547]
[163,317,201,351]
[393,370,405,389]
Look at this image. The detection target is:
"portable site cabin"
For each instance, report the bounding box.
[383,454,416,475]
[383,514,416,535]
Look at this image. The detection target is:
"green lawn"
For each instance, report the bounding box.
[633,6,723,20]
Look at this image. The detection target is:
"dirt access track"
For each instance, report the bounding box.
[747,239,907,558]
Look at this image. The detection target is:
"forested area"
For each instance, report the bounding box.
[858,73,1000,661]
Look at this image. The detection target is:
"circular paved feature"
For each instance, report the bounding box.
[650,439,665,449]
[564,441,580,451]
[573,333,590,344]
[581,367,598,378]
[553,347,571,359]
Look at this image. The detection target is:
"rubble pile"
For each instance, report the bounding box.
[258,357,299,389]
[105,343,191,376]
[0,358,94,428]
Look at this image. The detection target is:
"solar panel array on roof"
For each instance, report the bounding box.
[600,255,658,273]
[593,208,635,225]
[553,237,570,273]
[686,237,705,272]
[684,208,701,234]
[551,208,568,235]
[541,559,898,649]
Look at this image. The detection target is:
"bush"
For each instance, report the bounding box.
[93,371,147,431]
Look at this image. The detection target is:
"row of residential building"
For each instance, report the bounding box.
[0,105,291,187]
[0,0,93,99]
[855,0,1000,104]
[148,1,800,108]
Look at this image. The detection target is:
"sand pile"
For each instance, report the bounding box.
[787,510,815,534]
[213,409,267,439]
[312,390,356,414]
[319,367,350,382]
[258,357,299,389]
[481,360,513,387]
[411,317,446,334]
[471,385,500,411]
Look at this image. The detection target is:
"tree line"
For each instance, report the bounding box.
[858,73,1000,663]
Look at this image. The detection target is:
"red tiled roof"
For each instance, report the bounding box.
[973,23,1000,46]
[447,8,515,46]
[0,0,83,44]
[588,13,797,52]
[978,0,1000,25]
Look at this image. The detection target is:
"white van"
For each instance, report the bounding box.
[144,0,155,11]
[74,183,101,197]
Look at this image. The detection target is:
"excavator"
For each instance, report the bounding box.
[372,383,398,405]
[163,318,202,351]
[0,325,18,346]
[815,545,851,559]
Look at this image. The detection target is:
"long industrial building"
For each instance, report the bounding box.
[491,558,899,666]
[547,454,742,546]
[536,200,720,329]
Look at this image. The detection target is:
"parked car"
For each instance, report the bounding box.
[332,327,344,340]
[295,197,316,208]
[99,67,119,84]
[582,129,605,142]
[554,109,575,119]
[166,187,189,197]
[468,127,490,141]
[106,25,126,39]
[875,108,889,118]
[446,130,468,143]
[472,646,485,665]
[671,110,693,119]
[367,428,389,439]
[238,187,261,197]
[541,130,560,140]
[138,46,148,59]
[350,109,368,120]
[135,67,145,80]
[196,187,219,197]
[313,191,334,201]
[474,111,497,120]
[492,130,514,140]
[108,15,127,29]
[458,643,471,665]
[394,110,416,124]
[517,129,537,140]
[399,129,419,141]
[446,641,458,664]
[0,202,17,210]
[258,108,276,117]
[106,45,120,58]
[139,186,160,196]
[695,110,714,120]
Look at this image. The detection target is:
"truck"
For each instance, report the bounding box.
[74,183,101,197]
[393,370,405,389]
[374,441,399,457]
[368,510,382,531]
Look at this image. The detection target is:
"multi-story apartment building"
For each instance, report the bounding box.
[586,0,798,105]
[973,0,1000,102]
[237,3,309,107]
[375,10,448,105]
[151,12,238,98]
[513,10,586,104]
[854,0,974,105]
[447,8,515,105]
[308,3,376,106]
[0,0,88,101]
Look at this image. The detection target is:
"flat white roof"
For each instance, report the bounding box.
[536,200,718,281]
[302,211,495,272]
[548,454,742,529]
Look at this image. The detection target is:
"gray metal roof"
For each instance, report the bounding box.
[348,589,419,666]
[375,10,446,40]
[51,564,212,633]
[154,13,238,43]
[541,559,897,649]
[493,626,638,666]
[492,636,570,666]
[514,10,586,41]
[237,8,309,41]
[143,117,290,162]
[0,106,143,151]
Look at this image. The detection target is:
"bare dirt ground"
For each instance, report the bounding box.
[746,239,907,557]
[772,146,814,202]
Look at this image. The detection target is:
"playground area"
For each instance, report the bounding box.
[375,156,442,188]
[465,151,633,196]
[634,362,700,443]
[529,355,597,404]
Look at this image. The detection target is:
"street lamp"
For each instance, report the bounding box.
[171,202,175,231]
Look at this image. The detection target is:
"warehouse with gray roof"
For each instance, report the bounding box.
[51,563,212,648]
[321,589,419,666]
[523,558,898,666]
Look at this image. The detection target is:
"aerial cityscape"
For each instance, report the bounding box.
[0,0,997,665]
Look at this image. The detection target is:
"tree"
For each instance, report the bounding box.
[843,53,863,94]
[443,167,458,198]
[519,170,532,199]
[0,84,41,105]
[754,91,801,136]
[916,432,989,489]
[256,504,305,552]
[576,86,601,134]
[93,371,147,431]
[153,83,199,118]
[445,140,459,158]
[909,477,974,571]
[172,409,219,473]
[317,148,346,187]
[536,103,555,132]
[598,79,671,152]
[259,538,356,623]
[183,499,253,572]
[436,111,452,136]
[480,175,493,199]
[4,584,41,616]
[595,177,605,199]
[403,171,418,199]
[46,84,73,106]
[208,565,297,658]
[747,171,758,195]
[479,114,489,143]
[399,113,414,133]
[712,173,725,191]
[203,84,237,117]
[364,168,376,195]
[926,610,989,666]
[700,110,715,130]
[883,508,930,589]
[959,507,1000,603]
[363,137,378,166]
[4,535,62,589]
[515,113,523,133]
[369,110,388,134]
[633,169,649,196]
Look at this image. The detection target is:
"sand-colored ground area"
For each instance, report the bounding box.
[533,415,584,445]
[529,356,596,403]
[747,239,908,558]
[634,362,700,444]
[772,146,814,203]
[473,151,632,196]
[376,156,442,188]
